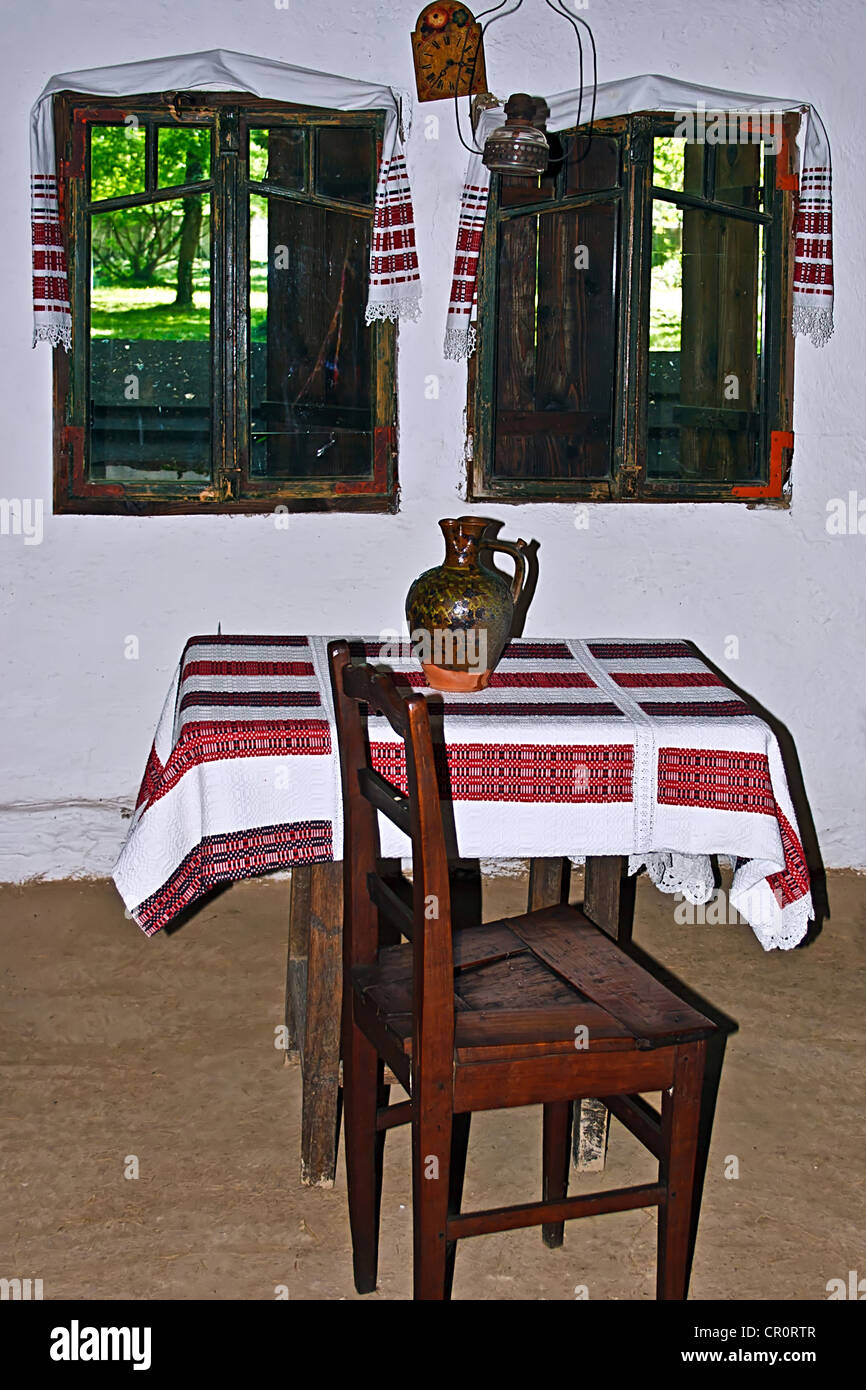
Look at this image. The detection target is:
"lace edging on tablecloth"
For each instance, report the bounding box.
[629,850,812,951]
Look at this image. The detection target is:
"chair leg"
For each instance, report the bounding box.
[444,1111,471,1297]
[412,1104,454,1300]
[343,1008,386,1295]
[542,1101,572,1248]
[657,1041,707,1300]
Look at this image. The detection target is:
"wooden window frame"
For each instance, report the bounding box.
[52,91,398,516]
[468,112,797,504]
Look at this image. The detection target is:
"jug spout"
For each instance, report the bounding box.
[439,516,489,567]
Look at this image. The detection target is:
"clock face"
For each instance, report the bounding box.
[412,4,488,103]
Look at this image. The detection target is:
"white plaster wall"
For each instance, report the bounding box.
[0,0,863,878]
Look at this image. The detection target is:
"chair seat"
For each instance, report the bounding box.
[352,902,715,1064]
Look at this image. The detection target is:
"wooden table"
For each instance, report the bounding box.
[112,632,811,1187]
[286,853,635,1187]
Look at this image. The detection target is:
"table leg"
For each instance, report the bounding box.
[584,854,636,944]
[287,857,412,1187]
[527,859,605,1174]
[285,865,312,1064]
[576,855,636,1170]
[300,861,344,1188]
[528,856,571,912]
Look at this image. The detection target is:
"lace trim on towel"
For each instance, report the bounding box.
[443,324,477,360]
[792,302,833,348]
[365,292,422,325]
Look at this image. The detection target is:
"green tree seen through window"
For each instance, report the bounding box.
[90,125,216,340]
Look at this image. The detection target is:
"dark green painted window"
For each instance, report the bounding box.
[53,92,397,514]
[469,113,796,503]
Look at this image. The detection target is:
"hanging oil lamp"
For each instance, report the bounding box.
[453,0,598,178]
[481,93,549,176]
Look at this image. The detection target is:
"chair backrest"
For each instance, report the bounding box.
[328,640,455,1078]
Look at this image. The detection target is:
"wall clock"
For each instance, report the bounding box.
[411,4,488,103]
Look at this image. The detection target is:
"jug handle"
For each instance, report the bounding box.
[487,538,528,604]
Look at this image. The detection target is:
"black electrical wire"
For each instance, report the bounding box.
[544,0,598,165]
[454,0,526,156]
[452,0,598,168]
[544,0,583,138]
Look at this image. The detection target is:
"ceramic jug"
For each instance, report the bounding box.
[405,517,528,691]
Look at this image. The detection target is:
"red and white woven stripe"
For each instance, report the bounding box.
[30,174,70,350]
[115,636,336,935]
[366,152,421,323]
[793,164,833,346]
[113,634,812,950]
[444,180,489,360]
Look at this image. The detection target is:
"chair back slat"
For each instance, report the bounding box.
[357,767,412,835]
[343,662,410,736]
[367,870,415,940]
[328,640,455,1085]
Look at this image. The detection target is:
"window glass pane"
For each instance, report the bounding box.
[248,128,305,188]
[492,202,617,481]
[89,195,212,483]
[499,132,620,209]
[650,198,682,350]
[498,166,558,209]
[713,138,764,210]
[647,198,764,484]
[315,126,374,204]
[562,133,621,195]
[157,126,211,188]
[652,136,703,195]
[90,124,145,201]
[249,192,372,479]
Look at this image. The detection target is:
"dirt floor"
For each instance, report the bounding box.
[1,868,863,1301]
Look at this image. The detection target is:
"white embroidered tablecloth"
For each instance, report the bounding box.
[112,635,813,950]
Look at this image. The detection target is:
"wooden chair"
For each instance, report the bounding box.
[328,639,718,1301]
